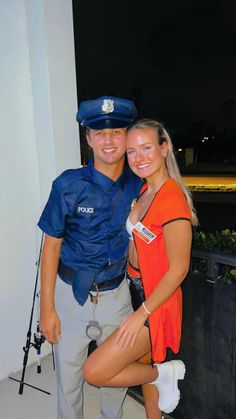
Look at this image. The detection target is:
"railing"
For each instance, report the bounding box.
[175,248,236,419]
[191,248,236,283]
[129,248,236,419]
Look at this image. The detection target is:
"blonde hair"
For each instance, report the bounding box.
[128,119,199,226]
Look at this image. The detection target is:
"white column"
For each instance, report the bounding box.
[25,0,81,204]
[0,0,80,379]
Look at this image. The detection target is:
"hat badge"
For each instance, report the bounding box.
[102,99,114,113]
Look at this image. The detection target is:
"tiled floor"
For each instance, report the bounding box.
[0,354,145,419]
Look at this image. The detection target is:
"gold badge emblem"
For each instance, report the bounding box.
[102,99,114,113]
[131,198,137,210]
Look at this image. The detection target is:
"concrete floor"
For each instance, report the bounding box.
[0,354,146,419]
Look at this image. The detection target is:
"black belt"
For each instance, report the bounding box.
[90,274,125,292]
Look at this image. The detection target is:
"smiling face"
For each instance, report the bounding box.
[86,128,127,170]
[126,127,169,181]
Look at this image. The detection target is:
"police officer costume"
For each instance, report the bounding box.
[38,96,142,419]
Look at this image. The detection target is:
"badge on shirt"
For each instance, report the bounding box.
[132,221,156,244]
[131,198,137,210]
[77,206,95,214]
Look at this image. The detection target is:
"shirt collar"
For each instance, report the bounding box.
[87,159,130,192]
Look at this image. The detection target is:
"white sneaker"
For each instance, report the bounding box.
[151,360,186,414]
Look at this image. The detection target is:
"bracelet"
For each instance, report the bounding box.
[142,302,152,315]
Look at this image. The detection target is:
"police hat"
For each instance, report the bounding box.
[76,96,137,129]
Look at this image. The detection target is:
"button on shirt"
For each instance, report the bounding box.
[38,160,142,305]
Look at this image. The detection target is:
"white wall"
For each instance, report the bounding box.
[0,0,80,380]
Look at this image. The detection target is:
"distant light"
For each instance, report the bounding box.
[202,139,205,143]
[203,136,209,140]
[212,136,215,139]
[178,148,183,152]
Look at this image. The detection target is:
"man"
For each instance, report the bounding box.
[38,96,142,419]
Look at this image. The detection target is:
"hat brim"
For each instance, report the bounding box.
[83,115,134,130]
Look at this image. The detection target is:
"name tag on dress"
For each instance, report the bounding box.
[133,221,156,244]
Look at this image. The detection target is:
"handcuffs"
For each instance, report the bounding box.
[86,283,103,340]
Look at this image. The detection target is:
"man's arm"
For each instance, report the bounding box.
[40,234,63,344]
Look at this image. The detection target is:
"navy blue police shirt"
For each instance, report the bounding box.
[38,160,142,305]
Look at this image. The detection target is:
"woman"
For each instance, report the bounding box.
[84,119,198,418]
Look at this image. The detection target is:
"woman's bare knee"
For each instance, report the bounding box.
[84,355,109,386]
[83,357,101,385]
[84,331,120,385]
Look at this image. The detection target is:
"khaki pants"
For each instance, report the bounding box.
[54,277,133,419]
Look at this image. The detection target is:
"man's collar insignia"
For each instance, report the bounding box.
[102,99,114,113]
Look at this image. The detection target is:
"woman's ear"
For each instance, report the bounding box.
[161,140,169,158]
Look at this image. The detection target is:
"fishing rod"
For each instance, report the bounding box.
[9,232,54,395]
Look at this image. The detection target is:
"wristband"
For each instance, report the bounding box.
[142,302,151,315]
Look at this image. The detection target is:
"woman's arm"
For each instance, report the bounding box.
[116,219,192,349]
[141,219,192,314]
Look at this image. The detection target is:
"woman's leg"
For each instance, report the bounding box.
[84,325,158,387]
[142,384,161,419]
[84,325,185,416]
[138,353,162,419]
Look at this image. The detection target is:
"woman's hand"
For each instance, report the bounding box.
[115,307,148,350]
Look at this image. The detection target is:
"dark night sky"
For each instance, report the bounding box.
[73,0,236,134]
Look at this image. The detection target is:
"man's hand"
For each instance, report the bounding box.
[40,308,61,344]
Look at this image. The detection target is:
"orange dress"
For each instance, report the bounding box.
[133,179,191,362]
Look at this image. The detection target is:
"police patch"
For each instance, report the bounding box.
[77,206,95,214]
